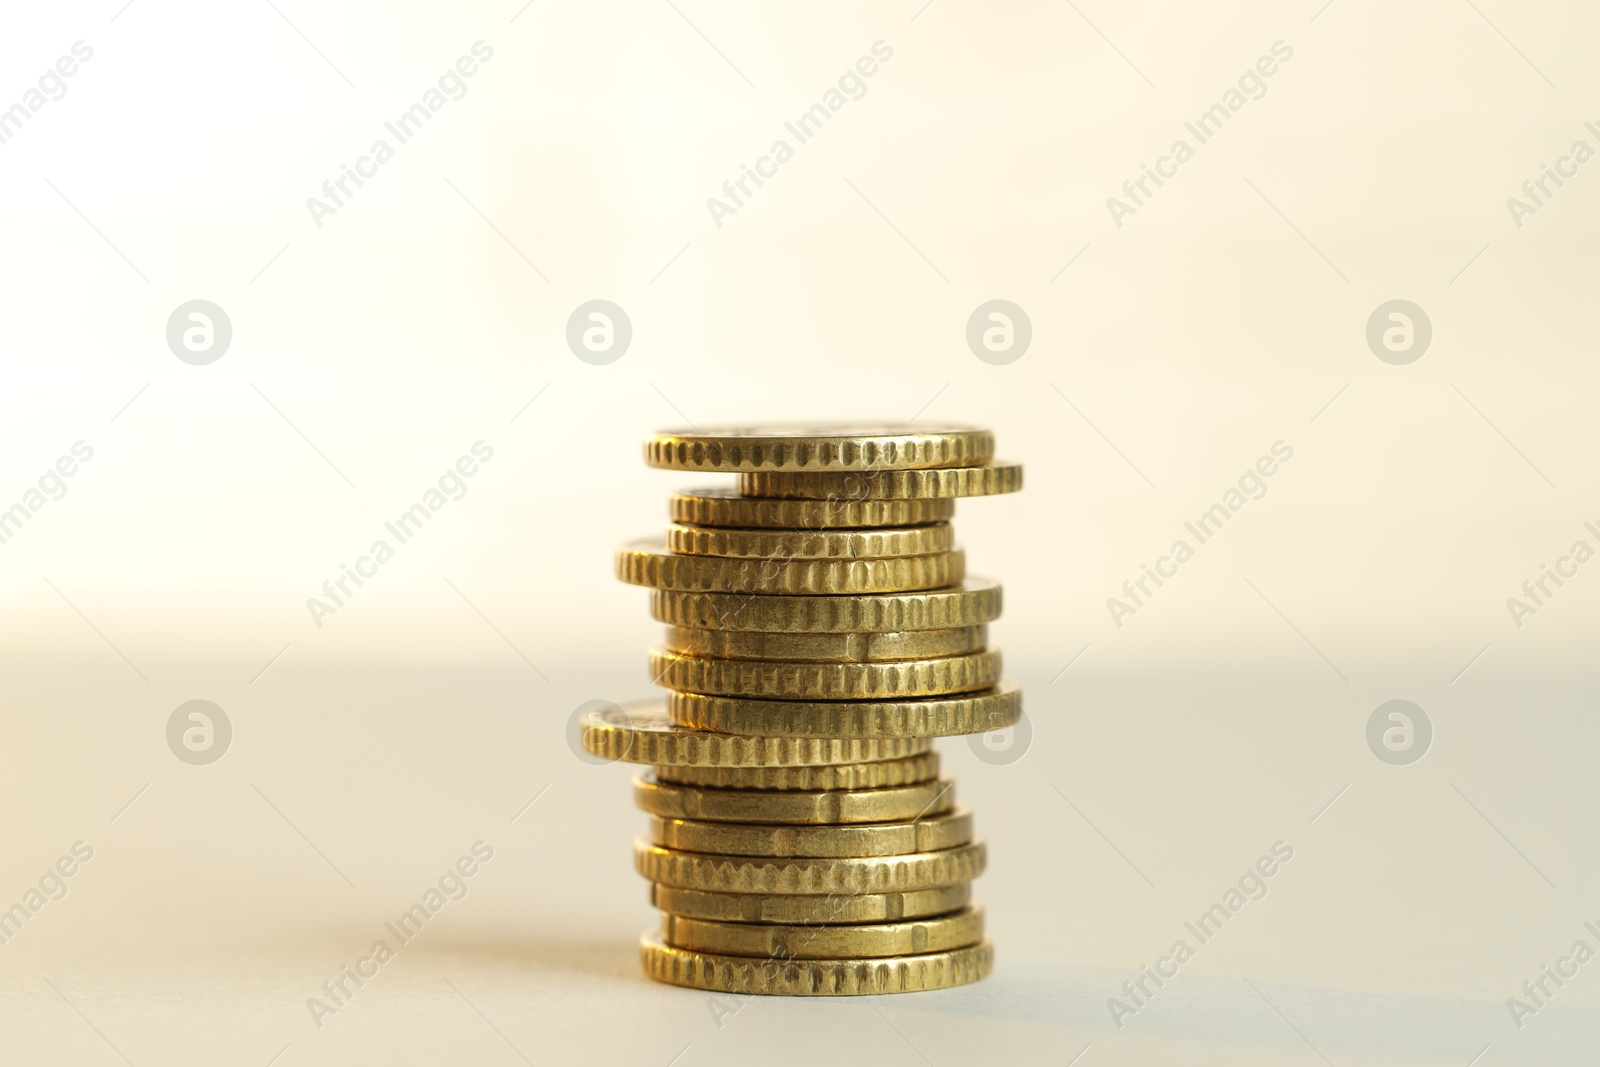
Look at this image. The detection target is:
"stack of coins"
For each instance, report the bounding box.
[584,425,1022,996]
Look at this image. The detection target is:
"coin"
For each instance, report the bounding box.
[649,577,1001,633]
[645,424,994,473]
[580,704,929,767]
[647,806,973,858]
[634,837,984,893]
[633,772,955,824]
[664,522,954,560]
[667,683,1023,739]
[648,648,1002,700]
[617,540,964,595]
[649,882,971,924]
[655,751,939,791]
[661,624,987,663]
[670,487,956,530]
[737,462,1023,500]
[661,905,984,960]
[640,935,994,995]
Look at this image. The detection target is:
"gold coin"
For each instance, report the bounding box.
[647,806,973,858]
[645,424,994,473]
[664,522,954,560]
[661,905,984,960]
[668,683,1023,739]
[649,882,971,924]
[737,462,1023,500]
[649,577,1001,633]
[640,934,993,995]
[617,540,964,595]
[580,703,929,767]
[655,751,939,790]
[670,487,955,530]
[634,837,984,893]
[648,648,1001,700]
[661,624,987,663]
[633,772,955,825]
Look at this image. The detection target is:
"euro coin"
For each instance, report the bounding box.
[667,683,1023,739]
[737,461,1023,500]
[664,522,954,560]
[645,424,993,473]
[580,703,929,767]
[662,904,984,959]
[649,882,971,924]
[634,837,985,893]
[633,772,955,825]
[638,934,994,995]
[654,751,939,790]
[649,577,1001,633]
[646,806,973,858]
[670,487,955,530]
[648,648,1001,700]
[660,624,986,663]
[618,539,964,595]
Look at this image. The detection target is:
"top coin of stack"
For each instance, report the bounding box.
[590,424,1021,996]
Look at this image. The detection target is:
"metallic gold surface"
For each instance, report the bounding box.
[648,648,1002,700]
[664,522,953,560]
[632,772,955,825]
[661,624,986,663]
[669,487,955,530]
[634,838,985,893]
[661,905,984,959]
[580,703,930,767]
[640,934,993,995]
[654,751,939,790]
[646,806,973,858]
[645,424,993,473]
[737,462,1023,500]
[648,578,1001,633]
[648,882,971,924]
[617,540,964,595]
[666,683,1023,739]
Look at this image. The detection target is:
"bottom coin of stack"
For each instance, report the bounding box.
[581,705,995,995]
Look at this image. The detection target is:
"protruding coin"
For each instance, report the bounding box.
[648,806,973,858]
[650,578,1001,633]
[646,424,994,473]
[664,522,954,560]
[655,751,939,791]
[633,772,955,824]
[580,703,929,767]
[618,540,964,595]
[639,935,994,995]
[663,905,984,960]
[661,625,986,663]
[648,648,1001,700]
[649,882,972,924]
[737,462,1023,500]
[668,683,1023,739]
[670,487,956,530]
[635,837,984,893]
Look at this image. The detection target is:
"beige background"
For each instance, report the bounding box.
[2,0,1597,1063]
